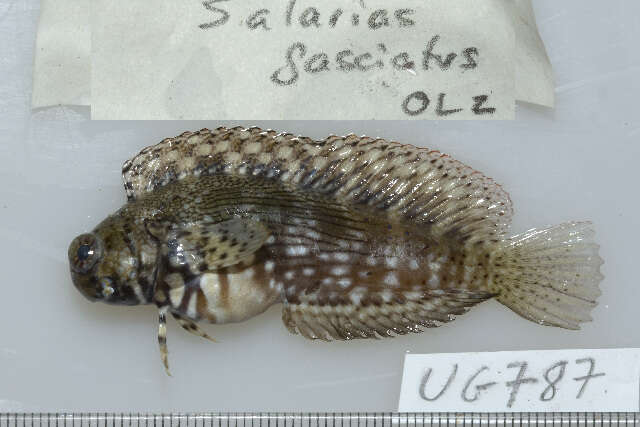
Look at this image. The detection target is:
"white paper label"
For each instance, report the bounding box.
[511,0,555,107]
[32,0,90,108]
[398,349,640,413]
[91,0,517,120]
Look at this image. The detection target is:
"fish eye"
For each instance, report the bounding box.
[69,233,103,274]
[77,244,92,261]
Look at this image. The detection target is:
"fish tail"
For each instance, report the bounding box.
[488,222,603,330]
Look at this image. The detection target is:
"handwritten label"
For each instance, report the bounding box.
[398,349,640,412]
[91,0,517,120]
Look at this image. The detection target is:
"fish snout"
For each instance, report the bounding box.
[70,270,101,302]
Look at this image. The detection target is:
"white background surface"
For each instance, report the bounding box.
[0,0,639,413]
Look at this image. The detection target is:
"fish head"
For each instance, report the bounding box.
[68,214,154,306]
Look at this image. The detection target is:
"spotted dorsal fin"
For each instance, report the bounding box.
[148,217,270,272]
[123,127,513,244]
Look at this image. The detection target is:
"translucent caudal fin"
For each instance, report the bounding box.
[490,222,604,330]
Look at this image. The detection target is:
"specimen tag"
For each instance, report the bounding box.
[91,0,517,120]
[398,348,640,412]
[32,0,90,108]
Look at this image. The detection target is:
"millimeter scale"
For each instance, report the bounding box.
[0,413,638,427]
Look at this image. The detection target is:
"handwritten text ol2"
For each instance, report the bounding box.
[198,0,496,118]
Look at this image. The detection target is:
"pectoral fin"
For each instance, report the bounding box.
[150,217,270,273]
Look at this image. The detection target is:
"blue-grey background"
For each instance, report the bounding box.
[0,0,639,412]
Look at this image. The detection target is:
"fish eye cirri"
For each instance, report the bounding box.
[67,127,604,375]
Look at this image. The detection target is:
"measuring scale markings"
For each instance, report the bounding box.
[0,413,639,427]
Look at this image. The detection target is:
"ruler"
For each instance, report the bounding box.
[0,413,638,427]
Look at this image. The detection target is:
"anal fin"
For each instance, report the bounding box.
[282,289,493,341]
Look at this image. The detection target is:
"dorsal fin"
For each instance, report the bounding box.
[122,127,513,244]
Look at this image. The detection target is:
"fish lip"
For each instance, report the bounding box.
[69,269,100,302]
[80,293,98,303]
[104,297,139,306]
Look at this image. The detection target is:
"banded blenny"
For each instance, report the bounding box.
[68,127,603,374]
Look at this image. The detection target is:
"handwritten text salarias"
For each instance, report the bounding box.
[92,0,516,120]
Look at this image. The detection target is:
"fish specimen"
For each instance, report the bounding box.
[68,127,603,374]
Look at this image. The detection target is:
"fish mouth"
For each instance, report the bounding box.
[70,270,101,302]
[70,270,145,306]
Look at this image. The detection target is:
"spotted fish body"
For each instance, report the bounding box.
[68,127,604,373]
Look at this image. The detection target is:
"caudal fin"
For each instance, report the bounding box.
[490,222,603,330]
